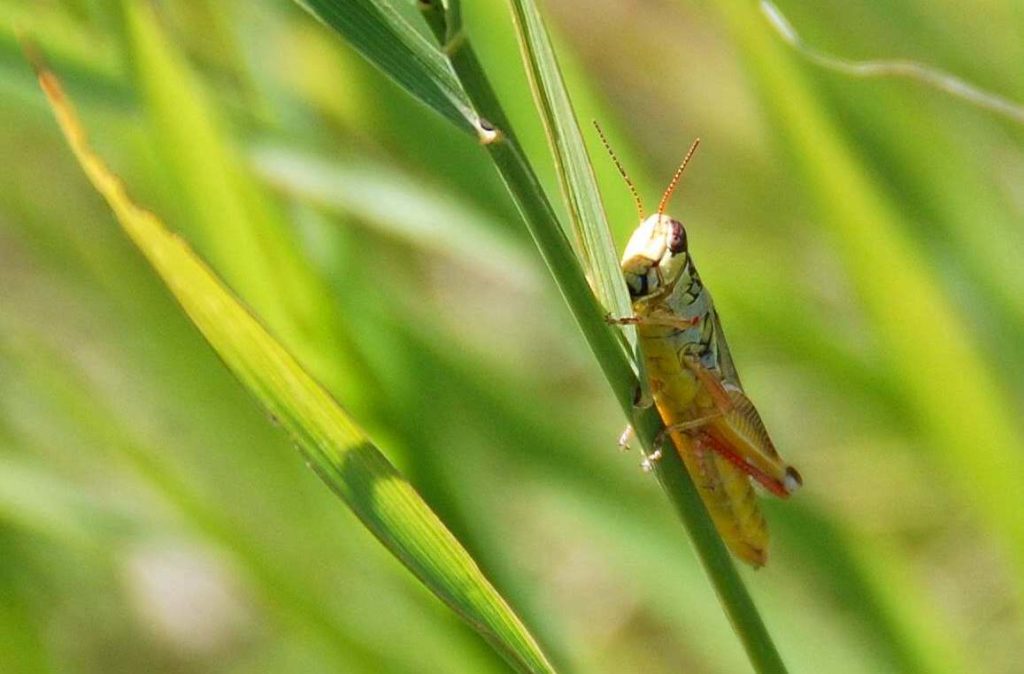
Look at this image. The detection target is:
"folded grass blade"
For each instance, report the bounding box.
[294,0,482,136]
[505,0,634,349]
[492,3,785,670]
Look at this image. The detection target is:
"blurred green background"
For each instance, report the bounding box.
[2,0,1024,672]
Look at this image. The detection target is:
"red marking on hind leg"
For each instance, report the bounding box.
[698,431,789,498]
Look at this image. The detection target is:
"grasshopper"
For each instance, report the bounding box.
[595,124,801,567]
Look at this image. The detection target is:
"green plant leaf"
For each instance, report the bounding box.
[32,61,556,674]
[505,0,634,348]
[289,1,786,668]
[293,0,482,136]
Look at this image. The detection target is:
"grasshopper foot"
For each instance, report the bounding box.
[618,425,634,451]
[641,448,663,473]
[604,313,641,326]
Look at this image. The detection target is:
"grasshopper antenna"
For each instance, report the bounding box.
[593,120,644,221]
[658,138,701,218]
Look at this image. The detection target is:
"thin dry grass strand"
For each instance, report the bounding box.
[761,0,1024,126]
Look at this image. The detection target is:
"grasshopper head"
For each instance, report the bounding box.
[621,214,689,299]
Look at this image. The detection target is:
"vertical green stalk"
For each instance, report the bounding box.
[441,34,636,412]
[433,15,787,674]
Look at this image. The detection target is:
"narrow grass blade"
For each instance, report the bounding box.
[505,0,634,347]
[296,3,785,667]
[470,4,784,670]
[32,61,557,674]
[293,0,483,136]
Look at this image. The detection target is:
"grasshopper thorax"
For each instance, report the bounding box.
[621,214,689,299]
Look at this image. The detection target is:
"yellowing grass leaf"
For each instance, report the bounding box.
[122,2,370,410]
[32,60,556,674]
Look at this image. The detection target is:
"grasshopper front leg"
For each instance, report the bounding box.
[643,410,725,472]
[606,313,701,331]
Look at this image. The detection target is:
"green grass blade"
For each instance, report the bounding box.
[32,62,557,674]
[295,3,786,668]
[505,0,635,348]
[293,0,482,136]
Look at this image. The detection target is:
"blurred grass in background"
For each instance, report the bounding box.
[3,0,1024,672]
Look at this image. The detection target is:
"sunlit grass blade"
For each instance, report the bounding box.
[505,0,635,350]
[293,0,482,136]
[295,1,785,667]
[363,2,788,669]
[712,0,1024,583]
[32,61,556,674]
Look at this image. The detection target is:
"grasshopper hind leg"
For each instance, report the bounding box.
[689,433,769,567]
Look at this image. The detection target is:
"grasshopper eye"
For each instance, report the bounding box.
[625,266,658,298]
[626,274,647,297]
[668,219,687,254]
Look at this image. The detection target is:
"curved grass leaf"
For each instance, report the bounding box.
[32,61,556,674]
[293,0,481,136]
[293,1,785,668]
